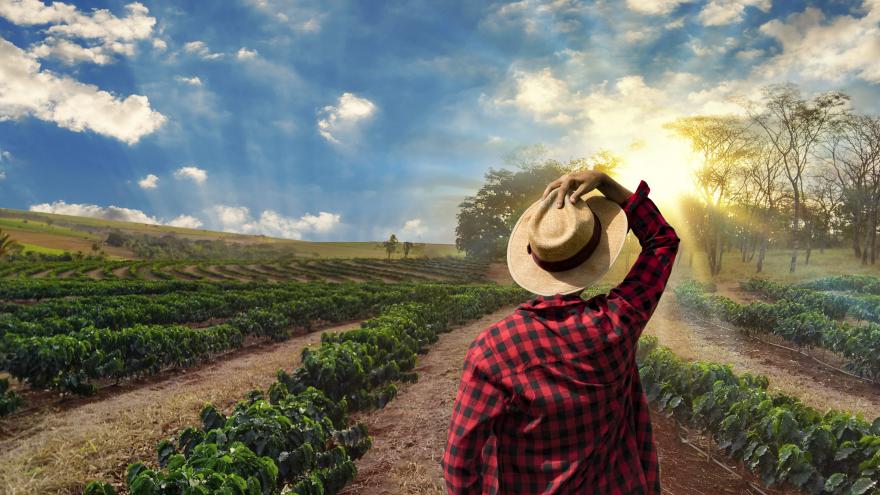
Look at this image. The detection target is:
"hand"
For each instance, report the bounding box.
[542,170,607,208]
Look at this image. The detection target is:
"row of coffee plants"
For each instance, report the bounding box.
[84,285,527,494]
[1,282,363,335]
[741,278,880,325]
[0,283,482,395]
[799,275,880,296]
[674,281,880,381]
[638,336,880,494]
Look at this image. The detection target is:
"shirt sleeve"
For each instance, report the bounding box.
[606,180,680,338]
[442,350,505,495]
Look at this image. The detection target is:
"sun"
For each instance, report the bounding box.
[614,135,698,205]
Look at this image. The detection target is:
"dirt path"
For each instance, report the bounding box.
[341,305,795,495]
[0,321,362,495]
[644,293,880,417]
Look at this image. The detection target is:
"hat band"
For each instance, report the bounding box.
[527,215,602,273]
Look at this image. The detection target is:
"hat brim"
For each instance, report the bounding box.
[507,195,628,296]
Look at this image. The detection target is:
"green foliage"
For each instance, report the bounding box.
[639,336,880,494]
[0,377,23,416]
[675,280,880,381]
[86,285,527,494]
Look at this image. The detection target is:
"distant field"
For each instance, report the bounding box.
[0,207,458,259]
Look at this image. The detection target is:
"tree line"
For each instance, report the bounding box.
[669,83,878,275]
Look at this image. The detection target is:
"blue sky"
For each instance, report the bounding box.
[1,0,878,242]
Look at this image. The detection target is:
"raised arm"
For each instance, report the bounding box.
[544,172,680,336]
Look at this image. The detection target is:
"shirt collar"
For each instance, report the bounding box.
[519,292,585,310]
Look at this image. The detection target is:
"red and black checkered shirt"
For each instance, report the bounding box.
[443,180,680,495]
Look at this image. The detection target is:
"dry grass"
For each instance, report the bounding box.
[0,322,360,495]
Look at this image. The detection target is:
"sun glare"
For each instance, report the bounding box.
[615,135,698,205]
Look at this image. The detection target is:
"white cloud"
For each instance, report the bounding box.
[0,1,157,65]
[482,0,584,34]
[317,92,377,144]
[626,0,689,15]
[138,173,158,189]
[401,218,427,237]
[29,38,113,65]
[756,4,880,84]
[184,40,224,60]
[0,150,11,161]
[213,205,250,227]
[0,37,166,144]
[30,200,160,224]
[665,17,685,29]
[152,38,167,51]
[689,36,737,57]
[175,75,202,86]
[736,48,764,60]
[0,170,6,180]
[698,0,771,26]
[173,166,207,184]
[29,200,202,228]
[492,67,577,125]
[236,47,258,60]
[211,205,341,239]
[167,214,202,229]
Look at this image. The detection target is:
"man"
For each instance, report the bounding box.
[442,169,680,494]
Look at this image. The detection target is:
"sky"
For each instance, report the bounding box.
[1,0,879,243]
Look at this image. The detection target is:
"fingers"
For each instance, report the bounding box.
[542,179,561,200]
[569,183,588,204]
[556,179,572,208]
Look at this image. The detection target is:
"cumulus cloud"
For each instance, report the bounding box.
[317,92,377,144]
[30,200,161,224]
[152,38,167,51]
[30,200,204,228]
[184,40,224,60]
[626,0,689,15]
[756,4,880,83]
[492,67,577,125]
[699,0,770,26]
[167,214,203,229]
[0,1,157,65]
[138,173,158,189]
[211,205,341,239]
[175,75,203,86]
[482,0,584,34]
[401,218,427,237]
[236,47,258,60]
[0,37,166,144]
[173,166,207,184]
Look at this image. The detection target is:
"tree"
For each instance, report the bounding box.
[383,234,399,260]
[666,115,753,276]
[744,84,849,272]
[0,229,21,259]
[402,241,413,258]
[456,152,619,260]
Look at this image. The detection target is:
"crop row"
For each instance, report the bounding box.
[0,283,486,395]
[799,275,880,296]
[674,281,880,381]
[1,282,367,335]
[0,257,489,284]
[742,278,880,325]
[84,285,527,494]
[639,336,880,494]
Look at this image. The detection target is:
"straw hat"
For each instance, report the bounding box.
[507,188,628,296]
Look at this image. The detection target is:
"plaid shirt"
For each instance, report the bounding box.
[443,180,680,495]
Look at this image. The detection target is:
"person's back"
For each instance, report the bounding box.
[443,173,680,494]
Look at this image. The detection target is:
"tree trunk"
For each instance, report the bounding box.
[756,236,767,273]
[870,208,878,264]
[790,190,800,273]
[853,210,863,258]
[805,217,813,266]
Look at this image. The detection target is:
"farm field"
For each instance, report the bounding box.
[0,208,459,260]
[1,247,879,494]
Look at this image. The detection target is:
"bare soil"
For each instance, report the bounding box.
[340,305,799,495]
[644,294,880,417]
[0,321,362,495]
